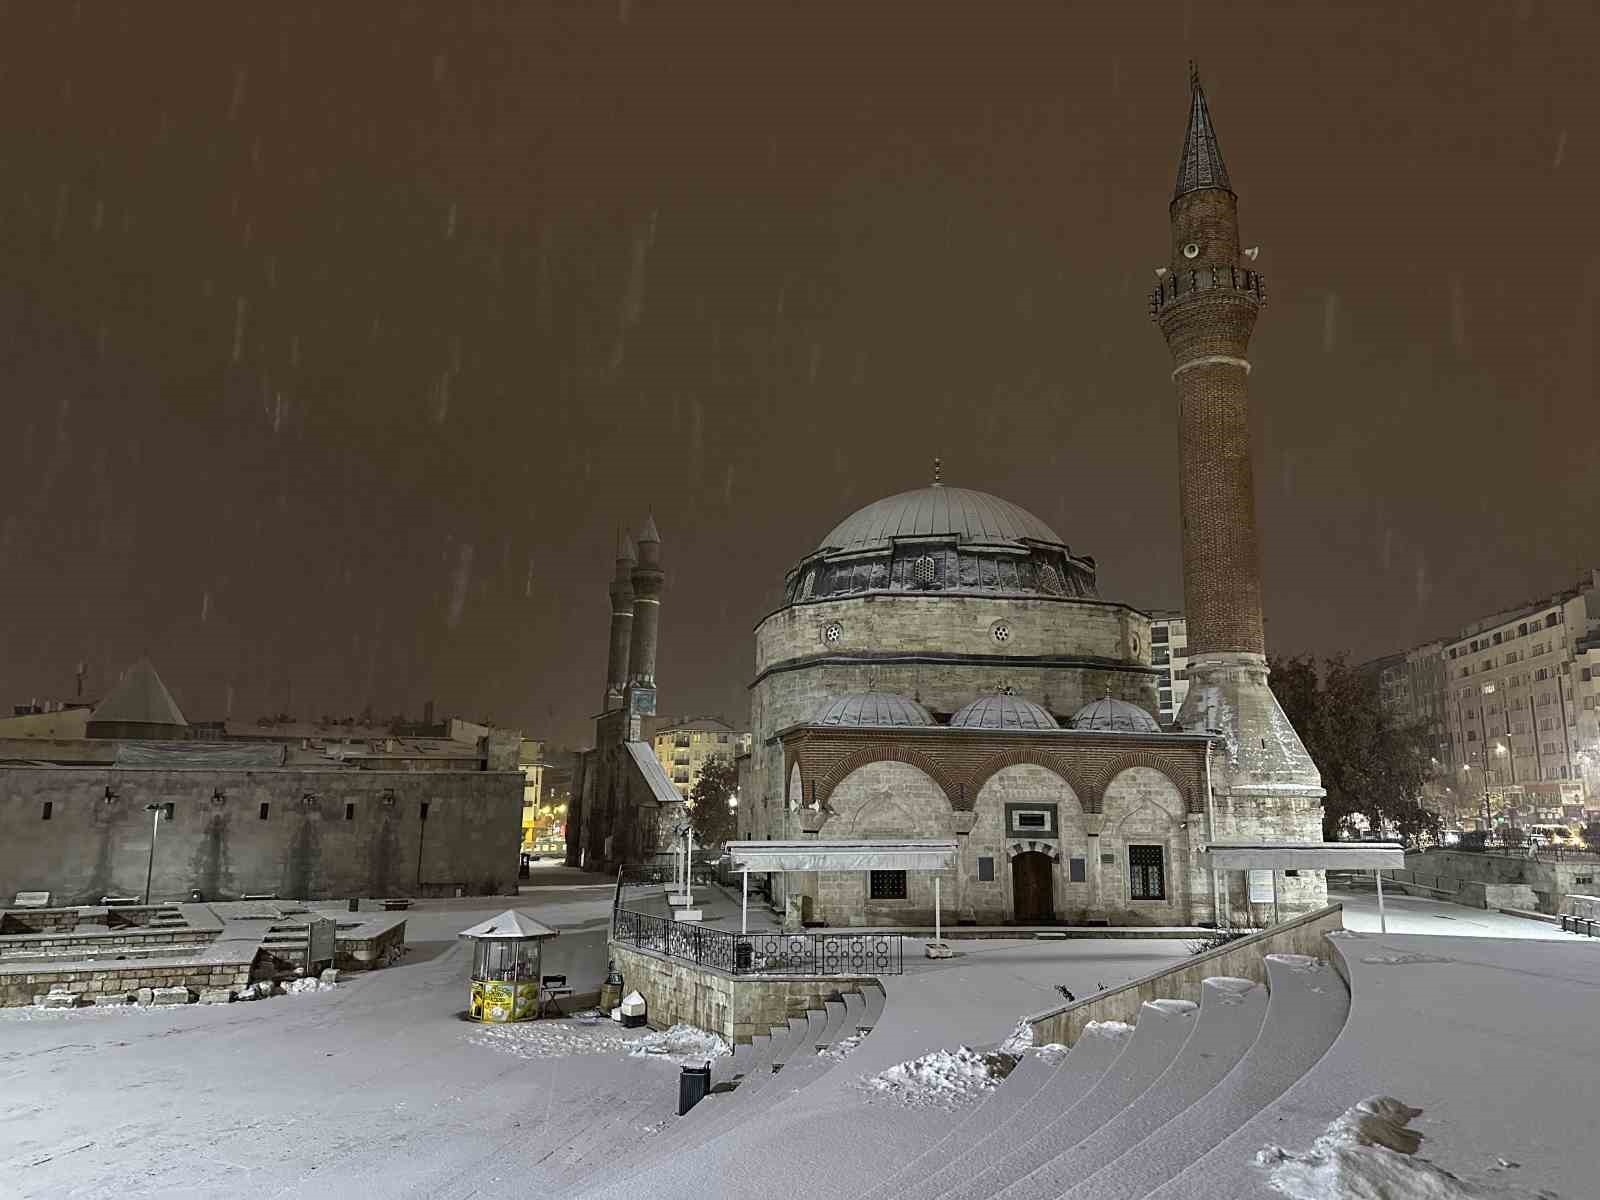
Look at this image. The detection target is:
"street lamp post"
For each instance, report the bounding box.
[143,803,165,904]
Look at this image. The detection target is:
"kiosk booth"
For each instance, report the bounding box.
[458,909,560,1023]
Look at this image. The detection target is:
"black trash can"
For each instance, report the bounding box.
[348,898,360,913]
[735,942,753,973]
[678,1062,712,1116]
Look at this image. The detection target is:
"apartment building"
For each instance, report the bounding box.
[650,717,751,800]
[1372,571,1600,826]
[1149,611,1189,725]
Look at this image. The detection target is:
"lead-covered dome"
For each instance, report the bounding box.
[820,487,1063,555]
[786,482,1098,605]
[814,692,936,728]
[950,695,1060,731]
[1068,696,1163,734]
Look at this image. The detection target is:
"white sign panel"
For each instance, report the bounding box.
[1247,870,1275,904]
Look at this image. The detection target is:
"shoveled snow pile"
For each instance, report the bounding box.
[857,1046,1018,1110]
[281,977,335,995]
[624,1023,730,1065]
[469,1017,631,1059]
[1257,1096,1555,1199]
[997,1017,1069,1062]
[819,1032,864,1062]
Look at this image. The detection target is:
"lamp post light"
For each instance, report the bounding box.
[143,803,166,904]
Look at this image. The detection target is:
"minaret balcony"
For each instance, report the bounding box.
[1149,265,1266,320]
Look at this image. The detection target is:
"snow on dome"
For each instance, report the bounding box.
[818,486,1064,555]
[949,695,1060,731]
[814,692,936,728]
[1068,696,1164,734]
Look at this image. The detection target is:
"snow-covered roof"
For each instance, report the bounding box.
[90,659,187,727]
[724,839,958,872]
[625,740,683,806]
[456,910,560,940]
[1199,842,1405,870]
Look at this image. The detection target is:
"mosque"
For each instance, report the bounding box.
[578,69,1327,928]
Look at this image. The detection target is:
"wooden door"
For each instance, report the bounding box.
[1012,852,1054,923]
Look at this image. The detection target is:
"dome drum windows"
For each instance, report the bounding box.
[821,621,843,647]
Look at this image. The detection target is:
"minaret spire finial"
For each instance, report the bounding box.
[1174,62,1231,199]
[932,456,943,488]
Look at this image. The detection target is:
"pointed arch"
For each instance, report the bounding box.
[967,749,1097,813]
[815,744,959,811]
[1094,754,1204,814]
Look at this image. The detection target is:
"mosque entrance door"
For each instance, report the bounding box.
[1012,852,1054,923]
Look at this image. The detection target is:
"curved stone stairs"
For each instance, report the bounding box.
[550,981,887,1198]
[860,953,1348,1200]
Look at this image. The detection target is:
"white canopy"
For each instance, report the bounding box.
[1199,842,1406,870]
[724,839,958,872]
[456,909,561,941]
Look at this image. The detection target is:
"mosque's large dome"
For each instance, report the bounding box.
[784,483,1098,605]
[818,487,1064,555]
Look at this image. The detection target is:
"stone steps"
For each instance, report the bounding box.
[1056,954,1349,1200]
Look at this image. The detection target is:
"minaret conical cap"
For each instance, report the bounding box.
[1174,62,1232,200]
[638,513,660,544]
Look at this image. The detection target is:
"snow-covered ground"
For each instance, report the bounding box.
[1331,888,1586,939]
[0,885,1193,1199]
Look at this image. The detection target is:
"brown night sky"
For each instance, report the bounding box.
[1,2,1595,748]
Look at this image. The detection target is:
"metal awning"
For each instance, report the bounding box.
[724,839,958,872]
[1199,842,1405,870]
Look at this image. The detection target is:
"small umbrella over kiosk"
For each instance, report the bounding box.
[457,909,560,1023]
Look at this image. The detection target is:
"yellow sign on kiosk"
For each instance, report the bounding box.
[457,910,560,1023]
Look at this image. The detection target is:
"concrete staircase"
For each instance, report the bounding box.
[861,953,1347,1200]
[553,981,887,1198]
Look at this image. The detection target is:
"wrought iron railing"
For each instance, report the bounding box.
[610,905,902,976]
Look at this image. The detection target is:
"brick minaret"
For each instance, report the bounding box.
[603,532,636,711]
[1153,66,1326,922]
[625,515,663,737]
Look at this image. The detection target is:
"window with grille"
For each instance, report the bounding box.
[869,870,907,900]
[1128,845,1165,900]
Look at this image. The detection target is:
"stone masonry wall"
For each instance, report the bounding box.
[0,954,259,1007]
[609,941,877,1045]
[1026,902,1345,1047]
[0,766,522,905]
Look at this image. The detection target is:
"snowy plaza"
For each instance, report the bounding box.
[4,863,1599,1199]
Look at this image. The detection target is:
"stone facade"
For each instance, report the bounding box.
[0,953,259,1008]
[609,941,877,1046]
[0,766,521,904]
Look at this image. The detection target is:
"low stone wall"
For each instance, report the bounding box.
[609,941,878,1045]
[1394,850,1600,915]
[1563,894,1600,921]
[0,951,261,1007]
[1024,903,1345,1048]
[336,919,406,971]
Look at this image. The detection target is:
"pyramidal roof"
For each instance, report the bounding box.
[1174,63,1232,199]
[90,659,188,727]
[456,909,560,940]
[638,513,661,544]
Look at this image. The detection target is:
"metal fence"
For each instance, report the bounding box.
[610,905,902,977]
[1559,914,1599,938]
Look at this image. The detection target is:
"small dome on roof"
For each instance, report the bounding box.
[1068,696,1163,734]
[949,695,1060,731]
[814,692,936,728]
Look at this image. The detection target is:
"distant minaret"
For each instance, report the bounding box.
[625,515,664,735]
[604,532,636,710]
[1152,66,1325,918]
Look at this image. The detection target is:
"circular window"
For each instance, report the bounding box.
[1131,632,1142,655]
[1182,242,1201,259]
[991,620,1012,645]
[821,621,843,646]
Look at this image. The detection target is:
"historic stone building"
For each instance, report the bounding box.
[737,68,1326,928]
[567,519,687,871]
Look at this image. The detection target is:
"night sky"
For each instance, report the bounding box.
[2,2,1595,748]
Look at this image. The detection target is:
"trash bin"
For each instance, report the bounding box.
[348,897,360,912]
[189,889,204,902]
[735,942,753,972]
[678,1062,712,1115]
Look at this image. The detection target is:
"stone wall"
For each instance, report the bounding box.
[1394,849,1600,914]
[609,941,878,1045]
[0,766,522,905]
[0,952,259,1007]
[1025,902,1345,1047]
